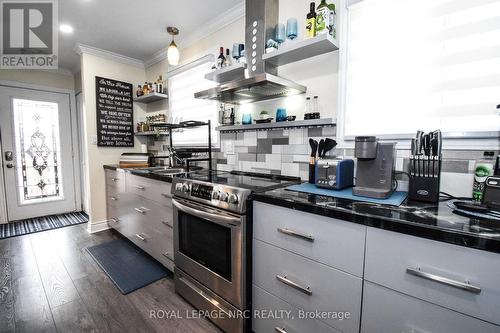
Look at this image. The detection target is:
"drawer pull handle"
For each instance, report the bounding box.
[110,218,120,223]
[161,193,172,198]
[275,327,287,333]
[135,233,146,241]
[135,185,146,190]
[110,196,119,201]
[111,178,119,182]
[406,267,481,294]
[134,207,147,214]
[162,252,171,259]
[276,275,312,296]
[161,220,173,228]
[277,228,314,242]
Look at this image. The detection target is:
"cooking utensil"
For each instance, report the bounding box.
[322,138,337,157]
[309,139,319,184]
[318,139,325,159]
[309,138,318,157]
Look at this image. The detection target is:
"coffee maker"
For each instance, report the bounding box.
[353,136,396,199]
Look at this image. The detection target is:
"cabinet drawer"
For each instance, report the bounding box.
[361,282,500,333]
[253,285,342,333]
[253,239,362,333]
[105,170,125,192]
[253,202,365,277]
[126,174,172,205]
[128,222,174,270]
[365,227,500,325]
[127,196,173,237]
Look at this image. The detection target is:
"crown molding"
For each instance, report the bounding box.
[74,43,145,69]
[144,1,245,68]
[36,67,75,76]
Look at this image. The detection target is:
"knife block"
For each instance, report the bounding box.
[408,157,442,203]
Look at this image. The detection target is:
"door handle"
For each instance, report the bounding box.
[6,163,14,169]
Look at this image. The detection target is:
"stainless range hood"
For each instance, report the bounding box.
[194,0,307,104]
[194,73,306,104]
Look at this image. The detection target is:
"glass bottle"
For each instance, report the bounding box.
[306,2,317,38]
[316,0,330,35]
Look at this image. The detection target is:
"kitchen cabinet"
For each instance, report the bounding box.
[253,202,364,333]
[105,170,174,271]
[364,227,500,326]
[361,282,500,333]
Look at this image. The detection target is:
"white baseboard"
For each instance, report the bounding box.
[86,220,110,234]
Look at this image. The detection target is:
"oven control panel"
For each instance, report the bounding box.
[190,183,213,201]
[172,178,250,214]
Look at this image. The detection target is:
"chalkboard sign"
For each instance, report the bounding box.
[95,76,134,147]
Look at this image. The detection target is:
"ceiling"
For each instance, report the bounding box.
[58,0,243,71]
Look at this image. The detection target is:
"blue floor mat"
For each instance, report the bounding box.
[87,238,171,294]
[286,183,408,206]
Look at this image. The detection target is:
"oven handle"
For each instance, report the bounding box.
[172,198,241,227]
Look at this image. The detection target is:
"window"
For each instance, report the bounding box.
[168,56,218,145]
[343,0,500,138]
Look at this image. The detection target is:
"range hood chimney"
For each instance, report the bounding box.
[194,0,307,104]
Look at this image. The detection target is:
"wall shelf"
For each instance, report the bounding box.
[262,34,339,67]
[133,92,168,104]
[216,118,336,133]
[134,131,169,136]
[205,63,246,83]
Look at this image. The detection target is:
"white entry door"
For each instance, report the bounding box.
[0,87,77,221]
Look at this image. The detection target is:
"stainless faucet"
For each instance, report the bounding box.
[166,146,183,168]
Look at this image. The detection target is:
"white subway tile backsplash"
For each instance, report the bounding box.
[266,154,282,169]
[243,131,257,146]
[227,154,237,165]
[288,129,307,145]
[440,172,474,198]
[257,131,268,139]
[272,145,283,154]
[293,155,310,163]
[281,163,300,177]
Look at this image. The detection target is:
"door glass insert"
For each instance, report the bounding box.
[12,99,64,204]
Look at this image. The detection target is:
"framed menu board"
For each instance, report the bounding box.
[95,76,134,147]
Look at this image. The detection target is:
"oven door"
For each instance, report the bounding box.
[172,197,244,309]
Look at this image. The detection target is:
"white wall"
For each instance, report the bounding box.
[80,53,147,226]
[0,69,75,90]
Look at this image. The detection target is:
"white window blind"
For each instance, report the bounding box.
[344,0,500,137]
[168,58,217,145]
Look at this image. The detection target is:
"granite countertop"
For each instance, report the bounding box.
[103,164,179,183]
[252,187,500,254]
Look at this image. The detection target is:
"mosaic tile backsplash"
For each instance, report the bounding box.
[147,126,497,198]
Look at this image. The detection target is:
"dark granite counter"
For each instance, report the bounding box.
[252,187,500,254]
[103,164,181,183]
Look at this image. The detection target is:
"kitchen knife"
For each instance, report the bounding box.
[410,138,417,176]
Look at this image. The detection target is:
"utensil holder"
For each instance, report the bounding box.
[408,156,442,203]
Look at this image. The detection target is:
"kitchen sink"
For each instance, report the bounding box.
[130,166,186,175]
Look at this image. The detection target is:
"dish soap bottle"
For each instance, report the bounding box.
[472,151,495,202]
[316,0,330,35]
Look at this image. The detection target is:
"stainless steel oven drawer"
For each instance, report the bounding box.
[175,268,245,333]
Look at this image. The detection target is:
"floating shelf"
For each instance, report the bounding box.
[262,34,339,67]
[216,118,336,133]
[205,63,246,83]
[134,131,169,136]
[133,92,168,104]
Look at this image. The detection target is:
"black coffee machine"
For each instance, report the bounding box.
[353,136,396,199]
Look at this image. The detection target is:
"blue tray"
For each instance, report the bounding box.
[286,183,407,206]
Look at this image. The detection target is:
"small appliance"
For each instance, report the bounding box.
[483,176,500,210]
[315,158,354,190]
[353,136,396,199]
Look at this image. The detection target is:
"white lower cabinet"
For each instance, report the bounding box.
[105,170,174,271]
[361,282,500,333]
[253,285,342,333]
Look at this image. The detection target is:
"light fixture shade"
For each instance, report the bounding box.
[167,41,179,66]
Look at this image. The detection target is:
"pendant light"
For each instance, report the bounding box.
[167,27,180,66]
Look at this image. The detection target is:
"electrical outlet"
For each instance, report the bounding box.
[224,141,235,154]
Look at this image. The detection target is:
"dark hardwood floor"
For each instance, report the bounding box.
[0,224,221,333]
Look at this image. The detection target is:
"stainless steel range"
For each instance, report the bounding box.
[171,170,300,333]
